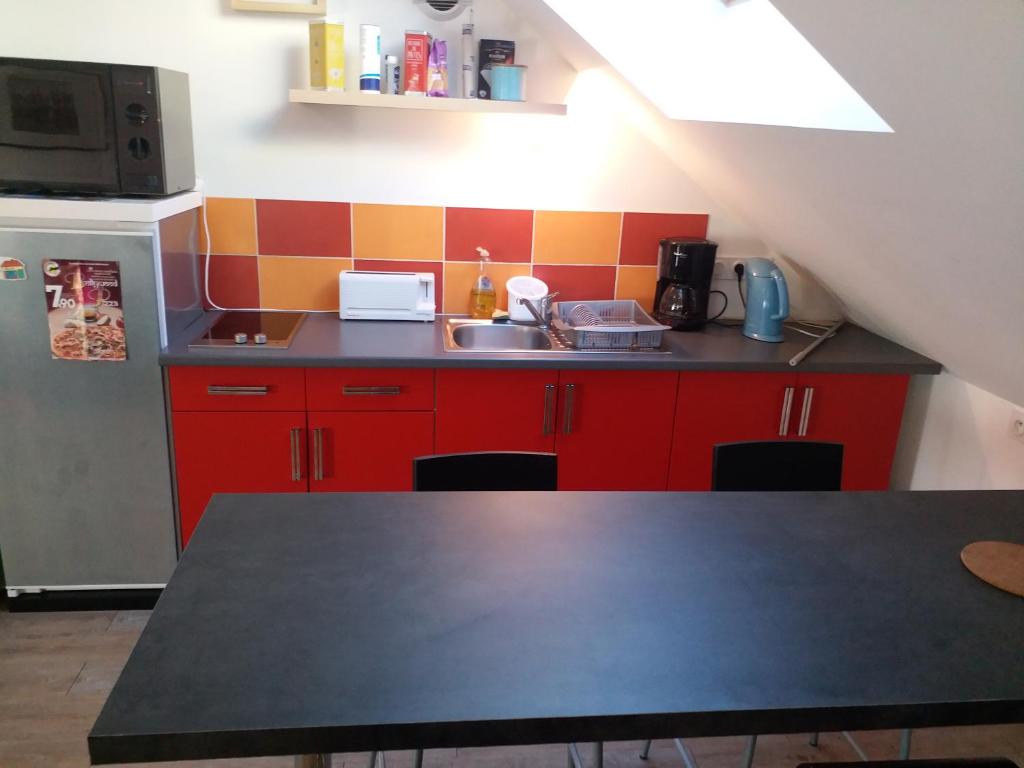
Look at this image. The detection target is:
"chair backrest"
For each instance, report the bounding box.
[413,452,558,492]
[712,441,843,491]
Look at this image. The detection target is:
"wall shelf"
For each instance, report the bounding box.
[289,89,567,116]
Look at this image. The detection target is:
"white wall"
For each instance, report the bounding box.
[0,0,757,251]
[894,374,1024,490]
[660,0,1024,408]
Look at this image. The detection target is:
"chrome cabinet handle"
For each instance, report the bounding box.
[207,385,269,396]
[563,384,577,435]
[798,387,815,437]
[778,387,795,437]
[343,386,402,396]
[312,427,324,482]
[289,428,302,482]
[542,384,556,436]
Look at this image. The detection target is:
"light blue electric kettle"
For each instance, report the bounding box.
[743,258,789,342]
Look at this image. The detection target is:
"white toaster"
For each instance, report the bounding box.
[339,270,436,322]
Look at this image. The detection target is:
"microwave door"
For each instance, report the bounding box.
[0,63,119,193]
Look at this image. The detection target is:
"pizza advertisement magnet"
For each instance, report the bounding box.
[42,260,128,362]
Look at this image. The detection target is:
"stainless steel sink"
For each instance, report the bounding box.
[445,320,559,352]
[442,318,671,354]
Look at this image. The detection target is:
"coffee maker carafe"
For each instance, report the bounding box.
[654,238,718,331]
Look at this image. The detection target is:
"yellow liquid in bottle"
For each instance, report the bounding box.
[470,286,496,319]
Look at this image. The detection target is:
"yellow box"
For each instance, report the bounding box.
[309,21,344,90]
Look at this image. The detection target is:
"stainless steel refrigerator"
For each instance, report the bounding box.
[0,206,200,604]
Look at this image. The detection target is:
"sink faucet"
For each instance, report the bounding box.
[517,292,560,329]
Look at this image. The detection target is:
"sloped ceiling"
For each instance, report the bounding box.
[520,0,1024,406]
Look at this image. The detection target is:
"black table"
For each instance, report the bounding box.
[89,491,1024,765]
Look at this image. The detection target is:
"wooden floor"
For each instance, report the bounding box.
[1,602,1021,768]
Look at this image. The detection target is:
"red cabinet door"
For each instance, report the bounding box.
[793,373,910,490]
[308,411,435,492]
[555,371,679,490]
[172,411,307,547]
[667,372,798,490]
[436,369,558,454]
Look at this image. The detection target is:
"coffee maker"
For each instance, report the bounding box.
[653,237,719,331]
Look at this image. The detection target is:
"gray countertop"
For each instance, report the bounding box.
[160,313,942,374]
[90,490,1023,764]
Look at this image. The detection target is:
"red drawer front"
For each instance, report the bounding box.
[168,367,306,412]
[306,368,435,411]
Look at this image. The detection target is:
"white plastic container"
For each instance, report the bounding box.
[506,275,549,322]
[359,25,382,93]
[462,23,477,98]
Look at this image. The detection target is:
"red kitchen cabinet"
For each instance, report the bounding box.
[437,369,678,489]
[555,371,679,490]
[792,373,909,490]
[667,371,909,491]
[308,411,435,492]
[668,372,798,491]
[436,369,559,454]
[172,411,307,547]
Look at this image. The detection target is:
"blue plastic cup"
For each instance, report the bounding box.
[491,65,527,102]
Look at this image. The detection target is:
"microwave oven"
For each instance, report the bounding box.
[0,58,195,196]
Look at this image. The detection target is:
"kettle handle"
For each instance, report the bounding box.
[770,268,790,321]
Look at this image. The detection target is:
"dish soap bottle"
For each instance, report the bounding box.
[469,247,496,319]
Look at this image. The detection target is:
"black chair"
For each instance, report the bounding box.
[369,452,558,768]
[712,440,844,491]
[643,440,909,768]
[413,451,558,492]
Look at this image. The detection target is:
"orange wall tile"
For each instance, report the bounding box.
[533,211,622,265]
[258,256,353,311]
[200,197,258,256]
[615,266,659,314]
[352,204,443,261]
[443,262,532,315]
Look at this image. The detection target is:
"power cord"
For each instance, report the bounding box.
[708,290,728,322]
[734,262,746,308]
[201,194,337,314]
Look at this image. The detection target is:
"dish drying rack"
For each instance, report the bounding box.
[552,300,670,350]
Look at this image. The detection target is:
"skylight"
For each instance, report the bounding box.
[542,0,892,132]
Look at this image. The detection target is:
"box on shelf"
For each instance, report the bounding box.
[310,20,345,90]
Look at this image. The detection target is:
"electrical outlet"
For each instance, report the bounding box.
[713,257,744,281]
[1013,409,1024,444]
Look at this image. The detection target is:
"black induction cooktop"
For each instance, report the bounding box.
[188,312,306,350]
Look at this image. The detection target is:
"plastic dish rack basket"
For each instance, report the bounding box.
[552,300,670,350]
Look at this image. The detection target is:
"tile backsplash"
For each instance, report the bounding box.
[200,198,710,315]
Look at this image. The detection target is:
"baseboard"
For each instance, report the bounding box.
[6,588,162,612]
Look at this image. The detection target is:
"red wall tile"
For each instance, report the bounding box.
[619,212,709,266]
[353,259,444,311]
[256,200,352,258]
[532,265,617,303]
[200,254,260,310]
[445,208,534,262]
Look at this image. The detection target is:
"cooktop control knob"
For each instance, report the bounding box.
[234,332,248,345]
[253,333,268,345]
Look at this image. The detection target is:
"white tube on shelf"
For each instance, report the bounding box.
[360,24,382,93]
[462,23,477,99]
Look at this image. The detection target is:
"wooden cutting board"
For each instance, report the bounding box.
[961,541,1024,597]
